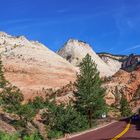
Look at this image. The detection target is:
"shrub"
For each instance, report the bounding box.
[23,132,42,140]
[47,129,63,139]
[42,103,88,139]
[0,132,18,140]
[17,103,36,124]
[0,86,24,113]
[29,96,45,110]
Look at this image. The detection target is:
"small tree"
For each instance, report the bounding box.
[74,54,107,128]
[113,86,121,107]
[1,86,24,113]
[120,95,132,117]
[30,96,45,110]
[17,104,36,124]
[0,58,7,88]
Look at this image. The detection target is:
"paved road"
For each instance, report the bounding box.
[69,119,140,140]
[120,119,140,140]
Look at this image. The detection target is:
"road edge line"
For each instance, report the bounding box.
[58,120,117,140]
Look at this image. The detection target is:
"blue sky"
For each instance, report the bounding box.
[0,0,140,55]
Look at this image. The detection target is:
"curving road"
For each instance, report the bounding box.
[120,119,140,140]
[69,119,140,140]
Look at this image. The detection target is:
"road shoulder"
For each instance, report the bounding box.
[58,119,117,140]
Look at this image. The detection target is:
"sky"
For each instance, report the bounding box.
[0,0,140,55]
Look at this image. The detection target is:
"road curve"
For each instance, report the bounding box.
[120,119,140,140]
[69,120,130,140]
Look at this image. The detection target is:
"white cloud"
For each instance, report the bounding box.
[123,44,140,52]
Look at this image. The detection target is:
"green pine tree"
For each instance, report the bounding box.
[113,86,121,107]
[0,58,7,88]
[1,86,24,113]
[17,103,36,124]
[120,95,132,117]
[74,54,107,128]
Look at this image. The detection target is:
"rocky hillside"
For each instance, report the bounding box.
[1,32,139,109]
[98,53,127,73]
[57,39,118,77]
[0,32,77,100]
[121,54,140,72]
[104,67,140,106]
[98,52,127,61]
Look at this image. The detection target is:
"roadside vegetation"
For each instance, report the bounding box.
[110,86,132,119]
[74,54,107,128]
[0,54,131,139]
[120,95,132,117]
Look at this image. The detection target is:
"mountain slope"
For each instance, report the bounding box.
[57,39,117,77]
[104,68,140,106]
[98,53,127,61]
[0,32,77,100]
[98,53,125,73]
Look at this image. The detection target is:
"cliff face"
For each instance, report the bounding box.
[57,39,117,77]
[0,32,77,100]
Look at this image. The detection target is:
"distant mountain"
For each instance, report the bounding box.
[97,52,127,73]
[121,54,140,72]
[57,39,120,77]
[0,32,77,100]
[97,52,127,61]
[2,32,139,108]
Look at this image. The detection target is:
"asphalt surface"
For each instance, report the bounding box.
[69,119,140,140]
[120,119,140,140]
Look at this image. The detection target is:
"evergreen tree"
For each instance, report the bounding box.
[1,86,24,113]
[120,95,132,117]
[17,103,36,124]
[0,58,7,88]
[113,86,121,107]
[30,96,45,110]
[74,54,107,128]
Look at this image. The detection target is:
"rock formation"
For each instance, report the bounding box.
[0,32,77,100]
[104,68,140,106]
[121,54,140,72]
[98,53,126,73]
[57,39,119,77]
[1,32,140,109]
